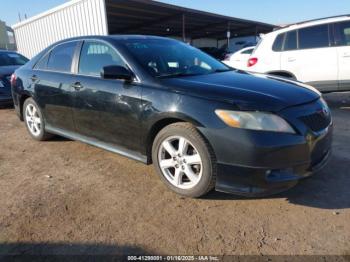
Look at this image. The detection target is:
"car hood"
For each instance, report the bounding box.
[160,70,320,112]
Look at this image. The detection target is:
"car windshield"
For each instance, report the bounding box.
[123,39,231,78]
[0,52,29,66]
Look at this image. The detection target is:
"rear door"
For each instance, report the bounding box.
[33,41,79,131]
[280,24,338,91]
[334,20,350,91]
[72,40,142,153]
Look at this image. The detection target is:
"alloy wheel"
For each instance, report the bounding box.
[25,103,41,137]
[158,136,203,189]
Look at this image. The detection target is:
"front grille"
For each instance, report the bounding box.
[299,112,331,132]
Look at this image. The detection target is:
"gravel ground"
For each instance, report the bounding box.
[0,93,349,257]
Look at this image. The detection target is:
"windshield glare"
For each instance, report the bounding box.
[0,52,29,66]
[124,39,230,78]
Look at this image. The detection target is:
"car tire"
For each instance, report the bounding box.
[152,122,216,198]
[23,98,53,141]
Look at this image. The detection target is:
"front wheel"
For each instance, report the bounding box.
[23,98,53,141]
[152,123,216,198]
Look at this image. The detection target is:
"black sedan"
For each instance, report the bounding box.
[0,50,28,106]
[11,36,332,198]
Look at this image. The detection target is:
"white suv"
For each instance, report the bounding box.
[248,15,350,92]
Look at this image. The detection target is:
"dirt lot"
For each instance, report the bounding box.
[0,93,349,257]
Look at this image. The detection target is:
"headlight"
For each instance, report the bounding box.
[215,110,295,133]
[0,80,4,88]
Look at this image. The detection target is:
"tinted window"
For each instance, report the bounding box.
[334,21,350,46]
[242,48,253,54]
[47,41,77,72]
[0,52,28,66]
[272,33,284,51]
[34,53,50,70]
[299,24,329,49]
[123,39,229,78]
[79,41,126,76]
[284,31,297,51]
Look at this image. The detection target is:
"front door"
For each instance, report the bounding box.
[72,40,143,153]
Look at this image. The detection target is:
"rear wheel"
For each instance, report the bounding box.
[23,98,53,141]
[152,123,216,198]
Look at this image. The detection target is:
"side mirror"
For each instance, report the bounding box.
[101,65,133,81]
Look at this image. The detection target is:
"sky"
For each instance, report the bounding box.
[1,0,349,26]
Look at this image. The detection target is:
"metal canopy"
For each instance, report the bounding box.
[105,0,275,40]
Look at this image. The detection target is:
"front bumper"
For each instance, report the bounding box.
[201,99,333,197]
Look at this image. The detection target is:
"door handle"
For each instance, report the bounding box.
[71,82,83,91]
[30,75,38,82]
[343,53,350,58]
[288,57,296,62]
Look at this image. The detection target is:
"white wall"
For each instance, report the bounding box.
[13,0,108,58]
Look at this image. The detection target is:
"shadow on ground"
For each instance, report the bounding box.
[0,242,150,261]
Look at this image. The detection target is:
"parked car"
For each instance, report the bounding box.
[222,46,255,70]
[0,50,28,106]
[199,47,226,60]
[247,15,350,92]
[11,36,332,198]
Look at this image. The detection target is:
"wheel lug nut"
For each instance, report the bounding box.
[182,165,185,170]
[175,164,179,168]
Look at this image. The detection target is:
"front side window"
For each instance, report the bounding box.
[334,21,350,46]
[299,24,330,49]
[0,52,28,66]
[123,39,229,78]
[78,41,126,77]
[284,30,297,51]
[47,41,77,73]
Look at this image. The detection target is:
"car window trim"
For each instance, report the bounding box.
[76,39,140,83]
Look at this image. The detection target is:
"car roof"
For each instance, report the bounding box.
[270,15,350,35]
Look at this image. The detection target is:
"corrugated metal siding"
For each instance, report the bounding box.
[13,0,108,58]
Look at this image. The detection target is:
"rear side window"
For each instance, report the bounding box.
[34,53,50,70]
[334,21,350,46]
[272,33,284,51]
[47,41,77,73]
[284,30,297,51]
[299,24,330,49]
[78,41,126,77]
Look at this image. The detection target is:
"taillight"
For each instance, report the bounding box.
[247,57,258,67]
[10,73,16,86]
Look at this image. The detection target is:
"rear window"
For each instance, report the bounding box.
[47,41,77,73]
[241,48,254,54]
[0,52,28,66]
[299,24,330,49]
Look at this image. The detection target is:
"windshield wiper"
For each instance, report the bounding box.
[211,68,233,73]
[156,72,199,79]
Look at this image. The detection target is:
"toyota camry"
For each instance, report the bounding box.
[11,36,333,198]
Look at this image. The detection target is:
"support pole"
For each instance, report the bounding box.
[226,22,231,49]
[182,13,186,42]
